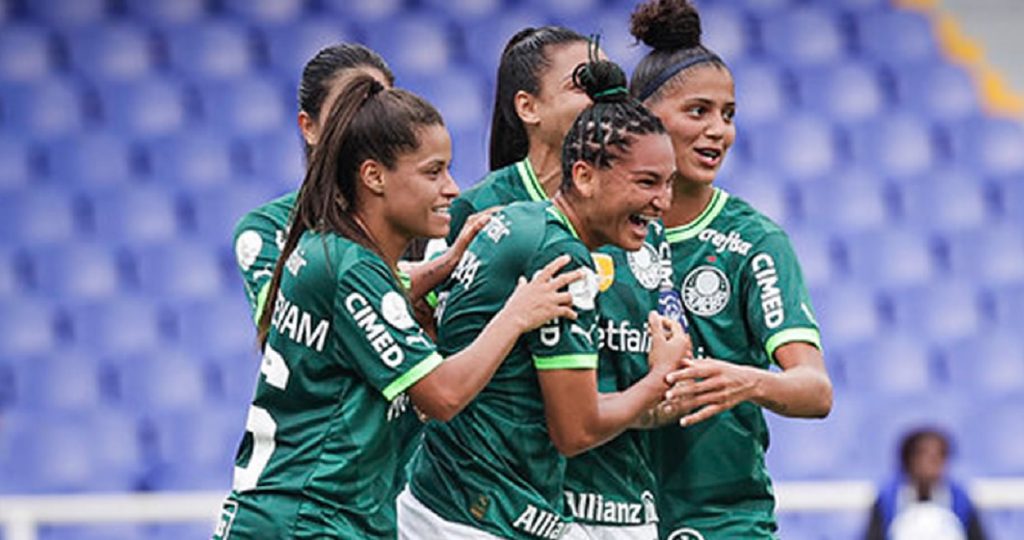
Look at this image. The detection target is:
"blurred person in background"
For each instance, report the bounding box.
[216,74,583,539]
[866,427,988,540]
[628,0,833,538]
[233,43,491,333]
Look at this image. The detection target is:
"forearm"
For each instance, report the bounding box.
[750,363,832,418]
[581,368,671,449]
[405,251,457,301]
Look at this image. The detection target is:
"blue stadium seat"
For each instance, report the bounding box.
[0,298,59,358]
[187,184,283,242]
[261,18,358,85]
[421,0,504,26]
[724,173,793,225]
[813,281,882,347]
[989,282,1024,332]
[787,229,837,290]
[45,131,138,187]
[240,128,305,186]
[855,8,938,66]
[523,0,600,25]
[96,77,190,138]
[895,62,979,122]
[698,3,749,64]
[1,411,143,493]
[209,350,262,406]
[731,61,788,126]
[1,77,87,140]
[747,115,839,181]
[321,0,405,24]
[845,332,939,396]
[26,242,124,300]
[944,226,1024,286]
[13,351,108,412]
[405,69,487,133]
[449,124,490,190]
[117,349,209,413]
[163,21,256,81]
[131,241,224,300]
[963,395,1024,475]
[67,298,169,356]
[761,7,846,67]
[725,0,792,15]
[64,23,157,83]
[174,296,256,358]
[149,523,218,540]
[0,24,56,82]
[0,247,25,297]
[90,185,183,244]
[896,172,991,233]
[26,0,109,28]
[797,169,891,232]
[588,8,645,75]
[848,114,936,179]
[0,134,38,190]
[39,525,147,540]
[461,9,548,75]
[223,0,304,24]
[943,331,1024,396]
[365,13,455,77]
[145,130,237,187]
[766,393,866,479]
[196,76,288,135]
[886,281,984,346]
[841,229,938,289]
[124,0,209,28]
[0,188,85,244]
[796,61,886,124]
[146,408,242,490]
[947,118,1024,177]
[995,174,1024,225]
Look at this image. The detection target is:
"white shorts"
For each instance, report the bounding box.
[575,522,659,540]
[397,487,594,540]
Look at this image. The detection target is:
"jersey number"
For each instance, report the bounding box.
[232,345,289,492]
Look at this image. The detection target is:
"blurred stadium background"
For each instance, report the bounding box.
[0,0,1022,538]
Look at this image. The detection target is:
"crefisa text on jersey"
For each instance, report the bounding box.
[751,253,784,329]
[270,290,330,353]
[698,228,752,255]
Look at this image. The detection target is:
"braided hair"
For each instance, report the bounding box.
[560,38,666,192]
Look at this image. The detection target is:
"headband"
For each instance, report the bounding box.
[636,53,718,102]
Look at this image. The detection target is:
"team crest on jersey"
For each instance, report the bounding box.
[682,265,730,317]
[380,291,415,330]
[667,528,705,540]
[591,253,615,292]
[627,242,662,290]
[235,230,262,271]
[568,267,599,310]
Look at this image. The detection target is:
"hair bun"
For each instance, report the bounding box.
[630,0,702,52]
[573,60,630,104]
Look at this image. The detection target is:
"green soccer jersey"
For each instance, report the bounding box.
[233,190,297,323]
[409,201,600,540]
[653,188,822,540]
[214,232,443,539]
[444,158,547,247]
[561,221,671,529]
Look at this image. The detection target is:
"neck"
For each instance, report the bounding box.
[663,179,716,228]
[353,209,407,268]
[527,140,563,197]
[552,192,598,250]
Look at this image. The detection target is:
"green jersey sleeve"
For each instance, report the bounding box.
[524,239,600,371]
[444,196,478,247]
[333,258,443,401]
[742,231,822,361]
[234,212,284,323]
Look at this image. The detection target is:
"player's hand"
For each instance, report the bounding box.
[663,357,760,427]
[448,206,501,261]
[646,312,690,374]
[502,255,583,332]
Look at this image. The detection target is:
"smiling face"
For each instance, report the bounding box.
[379,123,459,240]
[646,65,736,186]
[583,132,676,250]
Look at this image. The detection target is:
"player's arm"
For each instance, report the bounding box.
[233,212,284,323]
[407,255,583,422]
[403,207,499,301]
[539,312,687,457]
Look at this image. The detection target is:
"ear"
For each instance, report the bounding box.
[513,90,541,128]
[298,111,318,146]
[571,160,596,198]
[358,159,386,196]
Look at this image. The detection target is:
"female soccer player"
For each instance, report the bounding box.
[400,58,689,539]
[628,1,834,538]
[233,44,493,326]
[214,75,586,539]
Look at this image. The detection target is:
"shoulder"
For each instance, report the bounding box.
[723,193,787,245]
[457,163,523,206]
[233,190,298,238]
